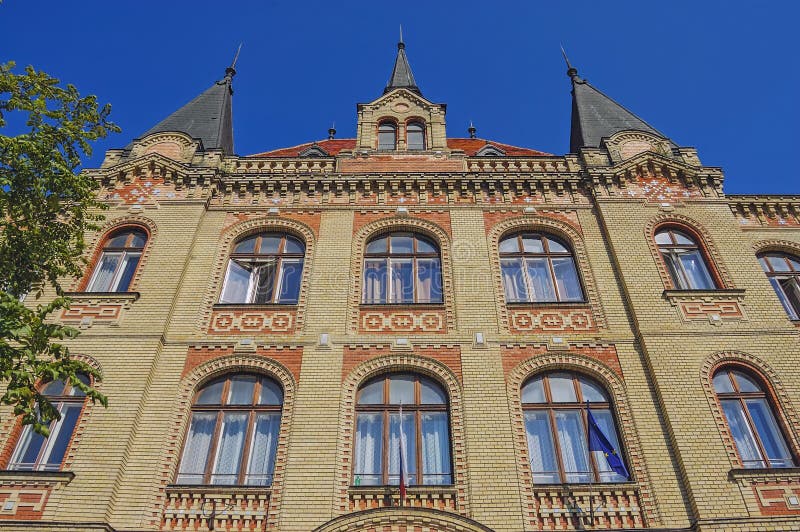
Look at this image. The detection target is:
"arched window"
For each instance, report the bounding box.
[758,252,800,320]
[713,367,794,469]
[219,232,305,304]
[8,374,90,471]
[377,122,397,150]
[353,373,452,486]
[499,232,584,303]
[176,373,284,485]
[522,372,629,484]
[86,227,147,292]
[406,122,426,151]
[654,227,716,290]
[363,232,443,304]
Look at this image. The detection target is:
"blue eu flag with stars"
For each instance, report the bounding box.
[586,402,629,479]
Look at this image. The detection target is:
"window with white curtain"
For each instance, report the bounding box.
[654,228,716,290]
[8,374,90,471]
[85,227,147,292]
[353,373,452,486]
[713,367,795,469]
[499,232,584,303]
[362,232,443,304]
[176,373,283,486]
[219,233,305,304]
[758,252,800,320]
[522,372,628,484]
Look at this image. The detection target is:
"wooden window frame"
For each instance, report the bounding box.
[85,227,147,293]
[655,227,718,290]
[377,121,397,151]
[758,251,800,320]
[405,121,426,151]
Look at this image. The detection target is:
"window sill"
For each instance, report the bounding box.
[506,301,589,308]
[662,288,745,299]
[348,485,456,493]
[360,303,445,309]
[728,467,800,481]
[166,484,272,495]
[212,303,298,310]
[0,469,75,485]
[64,291,140,302]
[530,480,638,491]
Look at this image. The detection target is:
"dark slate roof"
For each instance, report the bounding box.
[569,71,670,152]
[385,40,421,95]
[133,68,235,154]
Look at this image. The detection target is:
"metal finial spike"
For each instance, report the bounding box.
[399,24,404,44]
[560,44,578,79]
[468,120,477,139]
[225,43,242,79]
[328,122,337,140]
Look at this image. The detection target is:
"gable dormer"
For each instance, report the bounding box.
[356,89,447,152]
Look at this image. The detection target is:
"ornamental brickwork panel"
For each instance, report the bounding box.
[751,480,800,516]
[0,485,51,520]
[208,308,296,335]
[359,308,447,333]
[508,306,596,333]
[160,488,271,531]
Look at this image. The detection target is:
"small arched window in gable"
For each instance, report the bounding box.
[86,227,147,292]
[377,122,397,151]
[406,121,426,151]
[9,374,90,471]
[713,367,795,469]
[220,233,305,304]
[654,227,717,290]
[499,232,584,303]
[758,252,800,320]
[363,232,443,304]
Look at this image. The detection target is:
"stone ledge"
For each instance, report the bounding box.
[728,466,800,481]
[63,291,140,303]
[0,470,75,485]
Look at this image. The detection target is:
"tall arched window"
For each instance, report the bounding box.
[363,232,443,304]
[499,232,584,303]
[758,252,800,320]
[353,373,452,486]
[85,227,147,292]
[522,372,628,484]
[176,374,284,485]
[406,122,426,151]
[654,227,716,290]
[8,374,90,471]
[219,232,305,304]
[377,122,397,150]
[713,367,794,469]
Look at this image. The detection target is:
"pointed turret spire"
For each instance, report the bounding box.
[384,27,421,95]
[135,53,237,154]
[565,51,670,153]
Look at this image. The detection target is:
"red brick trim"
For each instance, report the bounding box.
[332,351,469,518]
[503,347,661,528]
[152,351,298,530]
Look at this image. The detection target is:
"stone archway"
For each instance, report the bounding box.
[313,507,495,532]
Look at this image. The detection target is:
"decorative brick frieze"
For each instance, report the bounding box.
[348,486,458,513]
[181,346,303,384]
[529,483,644,530]
[730,196,800,229]
[339,153,465,173]
[485,213,607,333]
[342,346,462,383]
[161,486,271,531]
[208,306,297,335]
[314,507,494,532]
[0,472,73,521]
[60,292,139,328]
[359,306,447,333]
[664,289,746,324]
[620,174,704,204]
[507,305,596,333]
[504,347,660,529]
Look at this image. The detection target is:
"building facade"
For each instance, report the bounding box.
[2,39,800,532]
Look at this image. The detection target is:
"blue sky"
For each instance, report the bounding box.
[1,1,797,194]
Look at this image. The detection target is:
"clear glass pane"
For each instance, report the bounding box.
[759,256,771,272]
[105,231,132,248]
[252,261,277,304]
[245,413,280,485]
[421,412,451,484]
[789,257,800,270]
[258,378,283,405]
[378,125,396,150]
[732,371,761,393]
[549,374,578,402]
[712,371,735,393]
[420,377,446,404]
[129,230,147,248]
[354,413,383,486]
[672,231,694,245]
[592,409,627,482]
[525,411,559,484]
[555,410,592,483]
[258,235,281,254]
[778,277,800,319]
[43,403,82,468]
[234,235,257,254]
[228,375,257,405]
[363,259,387,304]
[41,380,67,396]
[176,412,216,484]
[522,235,545,253]
[498,235,520,253]
[416,258,442,303]
[746,399,793,467]
[526,257,557,302]
[768,255,791,272]
[579,377,607,403]
[678,250,715,289]
[276,259,303,303]
[195,379,225,405]
[9,425,47,470]
[389,413,416,485]
[390,234,414,254]
[283,235,304,254]
[522,376,546,403]
[211,412,248,484]
[552,257,583,301]
[69,373,90,396]
[219,260,253,303]
[546,237,568,253]
[389,258,414,303]
[721,399,765,468]
[389,374,415,405]
[664,252,689,289]
[358,378,384,405]
[501,258,528,303]
[365,236,388,254]
[87,253,122,292]
[113,253,140,292]
[415,235,436,254]
[654,231,672,245]
[407,123,425,151]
